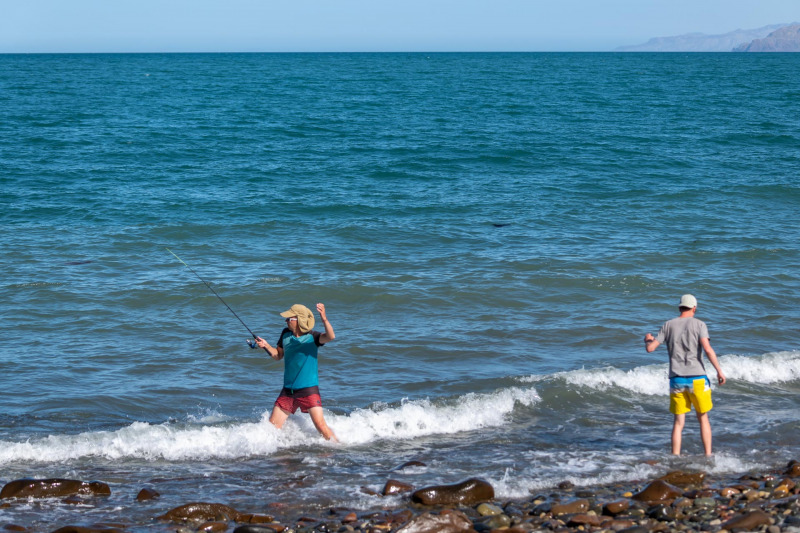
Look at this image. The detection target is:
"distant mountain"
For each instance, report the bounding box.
[733,23,800,51]
[616,24,789,52]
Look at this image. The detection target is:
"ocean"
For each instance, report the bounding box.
[1,52,799,530]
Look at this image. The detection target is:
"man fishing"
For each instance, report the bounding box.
[255,303,338,442]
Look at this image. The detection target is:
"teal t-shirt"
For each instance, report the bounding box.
[277,328,324,390]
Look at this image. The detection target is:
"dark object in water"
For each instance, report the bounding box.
[492,223,511,227]
[64,260,93,265]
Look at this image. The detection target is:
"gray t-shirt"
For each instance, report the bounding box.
[655,316,710,378]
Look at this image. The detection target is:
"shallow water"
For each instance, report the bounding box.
[1,52,799,530]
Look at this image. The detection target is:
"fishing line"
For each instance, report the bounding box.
[167,248,266,352]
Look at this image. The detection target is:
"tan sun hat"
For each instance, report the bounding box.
[679,294,698,308]
[280,304,315,333]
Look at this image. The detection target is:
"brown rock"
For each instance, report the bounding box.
[551,499,589,515]
[567,513,601,527]
[603,500,630,516]
[2,526,29,532]
[722,509,773,530]
[383,479,414,496]
[684,488,714,499]
[393,460,427,471]
[158,502,240,523]
[0,479,111,500]
[395,510,472,533]
[658,471,706,487]
[786,460,800,477]
[343,512,358,523]
[236,514,275,524]
[631,480,682,503]
[719,487,740,498]
[360,485,380,496]
[135,488,159,502]
[411,478,494,506]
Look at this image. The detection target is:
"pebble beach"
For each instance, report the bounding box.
[2,459,799,532]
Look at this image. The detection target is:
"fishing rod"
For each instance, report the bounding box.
[166,248,266,353]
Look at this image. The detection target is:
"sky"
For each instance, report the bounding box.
[1,0,798,53]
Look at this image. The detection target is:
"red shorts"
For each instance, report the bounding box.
[275,386,322,414]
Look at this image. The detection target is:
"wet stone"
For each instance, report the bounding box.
[532,502,551,515]
[692,497,716,508]
[411,478,494,506]
[382,479,413,496]
[551,499,589,515]
[566,513,601,527]
[0,479,111,499]
[476,502,503,516]
[482,514,512,529]
[136,488,159,502]
[603,500,630,516]
[722,509,773,530]
[158,502,240,524]
[632,480,682,504]
[659,471,706,488]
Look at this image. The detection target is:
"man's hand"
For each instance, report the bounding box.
[317,303,327,321]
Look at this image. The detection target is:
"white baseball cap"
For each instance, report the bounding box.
[679,294,698,308]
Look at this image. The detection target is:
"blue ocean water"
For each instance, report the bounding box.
[1,52,799,530]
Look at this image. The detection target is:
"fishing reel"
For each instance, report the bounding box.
[246,339,258,349]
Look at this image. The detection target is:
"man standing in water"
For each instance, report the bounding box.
[644,294,726,456]
[255,303,338,442]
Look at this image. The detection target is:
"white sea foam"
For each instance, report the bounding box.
[721,351,800,384]
[520,350,800,395]
[332,386,540,445]
[0,386,539,464]
[486,449,771,500]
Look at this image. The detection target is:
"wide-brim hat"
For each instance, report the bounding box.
[280,304,315,333]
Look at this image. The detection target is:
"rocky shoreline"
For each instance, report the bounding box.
[1,460,799,532]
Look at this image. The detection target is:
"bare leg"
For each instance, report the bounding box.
[697,411,712,456]
[671,414,685,455]
[308,406,338,442]
[269,405,290,429]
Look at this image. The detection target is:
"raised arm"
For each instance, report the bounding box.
[317,303,335,344]
[700,337,726,385]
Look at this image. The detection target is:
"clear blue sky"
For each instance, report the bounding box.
[2,0,797,53]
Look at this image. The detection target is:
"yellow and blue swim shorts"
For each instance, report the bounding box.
[669,376,713,415]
